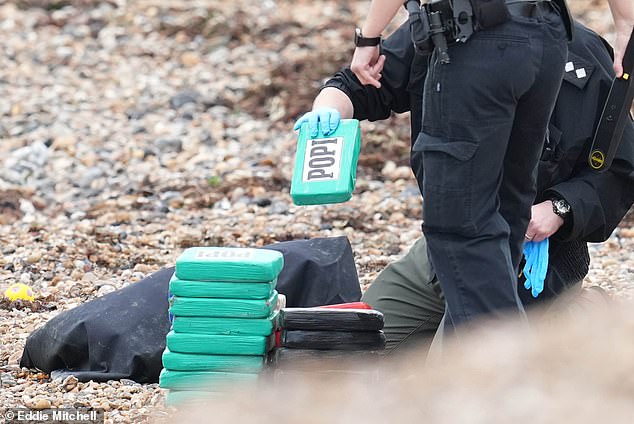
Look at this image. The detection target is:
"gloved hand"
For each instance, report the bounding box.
[293,107,341,137]
[523,238,549,298]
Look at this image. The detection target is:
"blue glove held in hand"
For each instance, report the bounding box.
[293,107,341,137]
[523,238,549,298]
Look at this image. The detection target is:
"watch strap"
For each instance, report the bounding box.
[355,28,381,47]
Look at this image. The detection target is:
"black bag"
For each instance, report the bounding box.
[19,236,361,383]
[271,236,361,307]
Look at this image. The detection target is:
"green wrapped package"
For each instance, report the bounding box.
[169,292,278,318]
[159,369,259,391]
[175,247,284,282]
[169,274,276,299]
[290,119,361,205]
[162,348,265,372]
[166,331,274,355]
[164,391,221,407]
[172,311,279,336]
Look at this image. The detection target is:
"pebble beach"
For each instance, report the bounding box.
[0,0,631,422]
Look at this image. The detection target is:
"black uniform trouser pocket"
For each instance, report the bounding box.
[413,132,479,235]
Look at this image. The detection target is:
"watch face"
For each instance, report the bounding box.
[553,199,570,216]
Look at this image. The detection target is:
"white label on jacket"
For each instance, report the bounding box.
[302,136,343,182]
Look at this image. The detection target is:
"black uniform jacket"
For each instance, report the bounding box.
[324,21,634,303]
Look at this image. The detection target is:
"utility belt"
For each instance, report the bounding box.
[405,0,573,64]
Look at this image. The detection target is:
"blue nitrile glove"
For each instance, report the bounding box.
[293,107,341,137]
[523,238,549,298]
[522,241,535,275]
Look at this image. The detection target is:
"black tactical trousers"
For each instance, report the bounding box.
[413,6,568,330]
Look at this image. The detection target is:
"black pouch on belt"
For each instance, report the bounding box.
[552,0,574,41]
[471,0,511,30]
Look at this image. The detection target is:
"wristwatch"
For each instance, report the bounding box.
[354,28,381,47]
[551,198,571,220]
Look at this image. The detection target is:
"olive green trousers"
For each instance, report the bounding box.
[361,237,445,352]
[362,237,602,354]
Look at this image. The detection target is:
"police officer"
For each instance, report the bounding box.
[349,0,571,331]
[296,19,634,349]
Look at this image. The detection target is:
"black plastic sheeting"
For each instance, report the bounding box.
[20,236,361,383]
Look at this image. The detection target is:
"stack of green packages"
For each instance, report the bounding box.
[160,247,284,406]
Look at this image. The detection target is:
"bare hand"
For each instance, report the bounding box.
[524,201,564,243]
[350,46,385,88]
[612,24,633,77]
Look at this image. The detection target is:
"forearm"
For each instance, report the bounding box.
[361,0,404,37]
[312,87,355,119]
[608,0,634,30]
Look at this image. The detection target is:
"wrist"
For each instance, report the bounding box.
[549,202,565,226]
[550,197,571,221]
[355,28,381,47]
[315,87,354,117]
[360,28,382,38]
